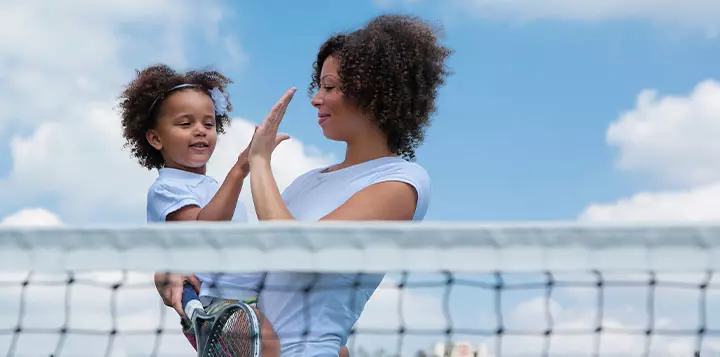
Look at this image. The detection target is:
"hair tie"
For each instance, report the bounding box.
[209,88,229,116]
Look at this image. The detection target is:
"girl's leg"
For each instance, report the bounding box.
[252,306,280,357]
[340,345,350,357]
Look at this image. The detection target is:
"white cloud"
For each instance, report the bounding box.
[580,182,720,222]
[0,103,156,222]
[456,0,720,32]
[0,0,240,136]
[607,80,720,187]
[0,208,62,226]
[579,79,720,223]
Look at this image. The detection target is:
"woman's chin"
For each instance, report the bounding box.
[320,128,346,142]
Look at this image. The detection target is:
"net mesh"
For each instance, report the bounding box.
[2,222,720,357]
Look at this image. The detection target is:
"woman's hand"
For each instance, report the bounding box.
[248,88,295,164]
[154,272,201,318]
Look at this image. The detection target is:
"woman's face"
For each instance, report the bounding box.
[311,56,367,142]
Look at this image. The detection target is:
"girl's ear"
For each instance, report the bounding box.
[146,129,162,150]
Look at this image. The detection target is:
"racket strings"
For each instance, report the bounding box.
[206,307,255,357]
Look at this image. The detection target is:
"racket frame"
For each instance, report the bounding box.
[181,283,262,357]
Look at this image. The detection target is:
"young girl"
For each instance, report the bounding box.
[118,64,284,356]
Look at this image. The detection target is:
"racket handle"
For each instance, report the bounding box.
[181,283,204,319]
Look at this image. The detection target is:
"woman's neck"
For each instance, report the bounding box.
[329,134,393,172]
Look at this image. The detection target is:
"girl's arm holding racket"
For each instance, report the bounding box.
[154,136,285,318]
[153,150,249,317]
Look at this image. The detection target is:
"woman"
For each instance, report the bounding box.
[248,14,452,356]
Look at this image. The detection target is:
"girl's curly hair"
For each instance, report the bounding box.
[119,64,233,170]
[310,15,453,160]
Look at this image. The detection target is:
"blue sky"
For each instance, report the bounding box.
[2,1,720,356]
[215,0,720,222]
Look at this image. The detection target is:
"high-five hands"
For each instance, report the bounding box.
[248,88,296,164]
[236,88,295,173]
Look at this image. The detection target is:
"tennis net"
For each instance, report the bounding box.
[1,221,720,356]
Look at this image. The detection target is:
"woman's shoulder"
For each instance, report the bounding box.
[365,157,431,221]
[369,157,430,184]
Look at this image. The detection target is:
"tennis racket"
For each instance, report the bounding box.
[181,283,262,357]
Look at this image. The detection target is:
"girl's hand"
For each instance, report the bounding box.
[154,272,201,318]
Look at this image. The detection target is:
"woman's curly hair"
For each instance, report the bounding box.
[119,64,233,170]
[309,15,453,160]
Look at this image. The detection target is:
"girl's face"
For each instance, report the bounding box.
[146,89,218,174]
